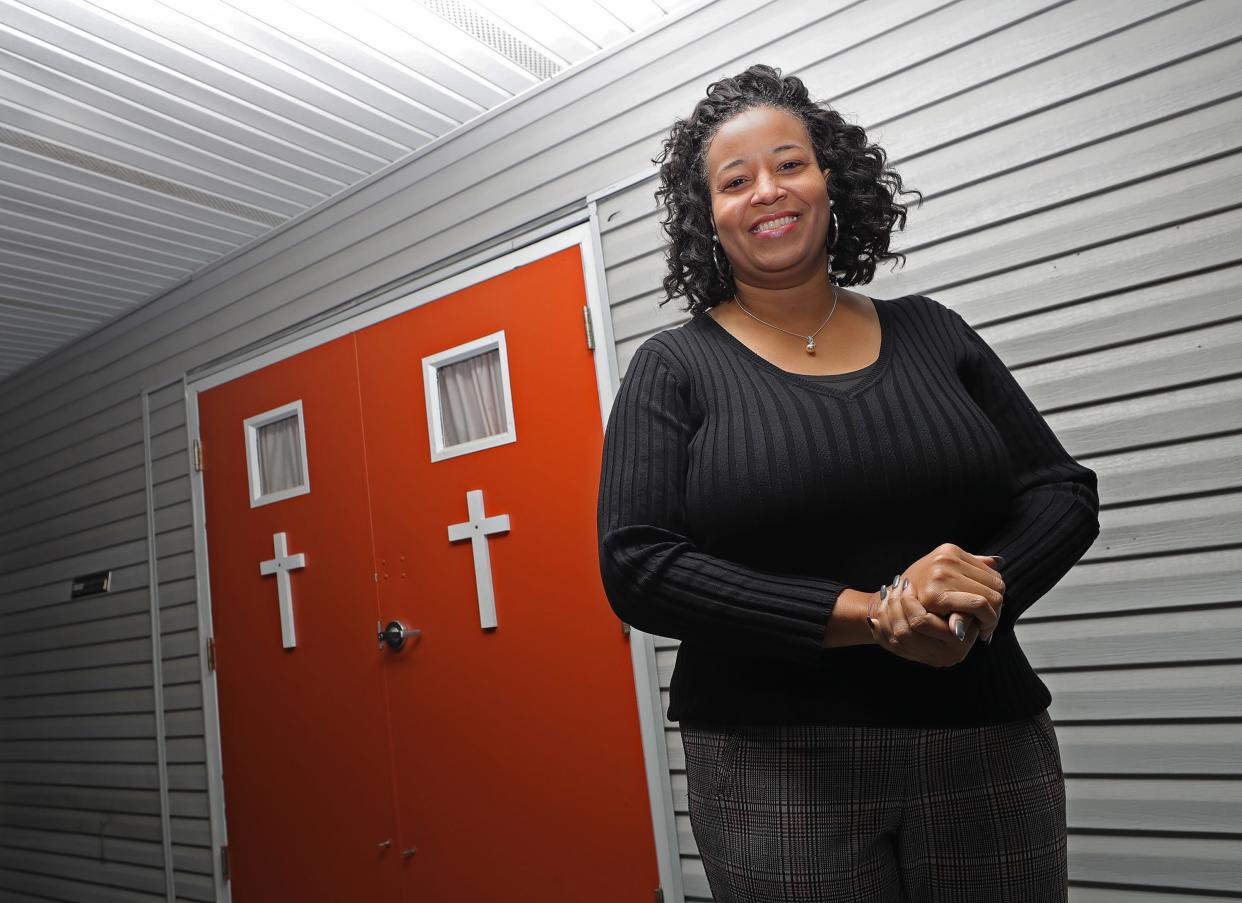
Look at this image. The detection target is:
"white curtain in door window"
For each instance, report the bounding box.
[439,350,506,446]
[257,414,305,494]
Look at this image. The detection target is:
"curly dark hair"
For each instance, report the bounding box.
[653,64,922,315]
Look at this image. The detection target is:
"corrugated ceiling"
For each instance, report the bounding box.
[0,0,689,383]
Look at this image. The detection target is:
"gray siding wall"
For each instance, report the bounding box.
[0,0,1238,901]
[594,0,1242,899]
[0,377,210,901]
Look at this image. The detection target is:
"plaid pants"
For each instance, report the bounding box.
[681,709,1067,902]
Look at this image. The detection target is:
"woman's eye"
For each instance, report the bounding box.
[779,160,802,171]
[725,177,746,189]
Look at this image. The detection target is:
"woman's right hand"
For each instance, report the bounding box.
[903,544,1005,644]
[866,544,1006,665]
[868,576,980,667]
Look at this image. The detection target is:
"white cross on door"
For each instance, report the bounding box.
[259,532,307,648]
[446,488,510,629]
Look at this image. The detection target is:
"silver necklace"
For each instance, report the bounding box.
[733,287,840,354]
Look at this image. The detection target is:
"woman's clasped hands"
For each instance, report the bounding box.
[866,544,1006,667]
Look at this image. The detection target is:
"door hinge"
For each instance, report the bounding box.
[583,304,595,350]
[193,438,203,472]
[654,888,664,903]
[220,844,230,880]
[206,637,216,672]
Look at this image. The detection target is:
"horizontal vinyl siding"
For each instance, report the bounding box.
[594,0,1242,898]
[0,393,170,900]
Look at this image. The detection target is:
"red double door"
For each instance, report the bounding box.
[197,246,658,901]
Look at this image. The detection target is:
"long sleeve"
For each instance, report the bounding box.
[949,307,1101,640]
[596,346,847,659]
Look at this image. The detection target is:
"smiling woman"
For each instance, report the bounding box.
[596,63,1098,902]
[654,64,919,317]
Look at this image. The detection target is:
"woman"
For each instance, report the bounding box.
[596,65,1100,902]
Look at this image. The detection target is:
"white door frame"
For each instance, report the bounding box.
[183,220,682,903]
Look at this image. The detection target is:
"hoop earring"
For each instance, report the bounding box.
[712,234,730,277]
[826,210,847,285]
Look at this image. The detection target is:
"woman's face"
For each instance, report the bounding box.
[703,106,832,290]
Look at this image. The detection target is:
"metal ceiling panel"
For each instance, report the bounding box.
[0,0,690,382]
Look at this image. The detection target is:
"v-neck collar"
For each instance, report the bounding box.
[692,295,900,398]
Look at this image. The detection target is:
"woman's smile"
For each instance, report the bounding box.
[750,212,801,237]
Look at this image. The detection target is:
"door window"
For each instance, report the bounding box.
[424,331,516,461]
[244,400,311,506]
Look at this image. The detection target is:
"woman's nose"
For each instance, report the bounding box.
[751,170,784,204]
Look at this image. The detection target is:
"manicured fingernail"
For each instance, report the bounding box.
[901,578,909,591]
[990,555,1005,564]
[891,574,900,589]
[879,585,888,601]
[955,619,966,641]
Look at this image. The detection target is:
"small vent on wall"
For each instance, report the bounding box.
[418,1,564,79]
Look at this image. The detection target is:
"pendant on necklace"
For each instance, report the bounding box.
[806,337,816,353]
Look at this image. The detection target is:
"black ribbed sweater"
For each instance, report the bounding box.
[596,294,1100,727]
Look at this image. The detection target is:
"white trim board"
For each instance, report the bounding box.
[183,386,232,903]
[183,221,682,902]
[141,386,177,903]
